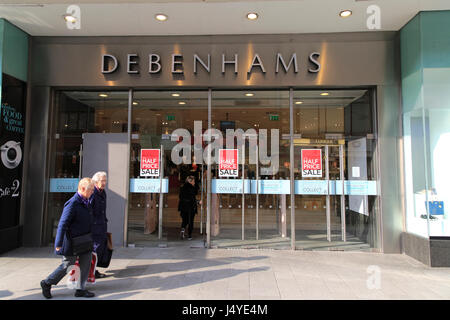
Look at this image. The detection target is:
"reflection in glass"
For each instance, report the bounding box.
[45,91,128,245]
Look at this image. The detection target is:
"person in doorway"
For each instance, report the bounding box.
[40,178,96,299]
[91,171,109,279]
[178,175,200,240]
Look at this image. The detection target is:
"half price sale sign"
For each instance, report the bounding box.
[140,149,160,177]
[219,149,239,177]
[301,149,322,178]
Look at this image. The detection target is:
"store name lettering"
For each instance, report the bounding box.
[101,52,321,75]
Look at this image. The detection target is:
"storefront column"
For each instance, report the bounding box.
[206,88,212,248]
[289,88,295,250]
[123,88,133,247]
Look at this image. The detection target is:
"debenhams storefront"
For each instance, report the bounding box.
[17,31,404,254]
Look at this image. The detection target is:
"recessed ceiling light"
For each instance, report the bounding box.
[247,13,259,20]
[171,93,180,97]
[295,101,303,105]
[178,101,186,105]
[245,93,254,97]
[133,101,138,105]
[339,10,352,18]
[62,14,77,23]
[155,14,168,22]
[99,93,108,98]
[320,92,329,96]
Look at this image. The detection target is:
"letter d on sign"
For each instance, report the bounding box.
[102,55,118,74]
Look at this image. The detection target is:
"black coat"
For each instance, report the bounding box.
[178,183,198,216]
[91,187,108,239]
[90,187,108,258]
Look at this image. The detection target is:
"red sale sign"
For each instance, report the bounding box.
[219,149,238,177]
[301,149,322,178]
[140,149,160,177]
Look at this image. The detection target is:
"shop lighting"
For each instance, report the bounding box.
[99,93,108,98]
[339,10,352,18]
[245,93,254,97]
[155,14,168,22]
[178,101,186,105]
[320,92,329,96]
[171,93,180,97]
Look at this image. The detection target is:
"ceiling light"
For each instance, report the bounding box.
[133,101,138,105]
[245,93,254,97]
[171,93,180,97]
[178,101,186,105]
[62,14,77,23]
[339,10,352,18]
[320,92,329,96]
[247,13,259,21]
[99,93,108,98]
[155,14,168,22]
[295,101,303,105]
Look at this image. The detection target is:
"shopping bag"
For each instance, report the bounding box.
[97,248,113,268]
[67,260,81,289]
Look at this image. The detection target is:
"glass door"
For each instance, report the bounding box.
[293,143,344,248]
[293,89,379,250]
[210,90,291,248]
[127,90,208,246]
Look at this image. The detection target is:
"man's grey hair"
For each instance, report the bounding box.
[92,171,107,182]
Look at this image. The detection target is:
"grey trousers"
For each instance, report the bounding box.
[45,251,92,290]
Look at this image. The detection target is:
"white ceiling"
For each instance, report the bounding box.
[0,0,450,36]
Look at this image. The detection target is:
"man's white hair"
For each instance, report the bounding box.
[92,171,107,182]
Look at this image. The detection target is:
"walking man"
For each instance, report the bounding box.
[40,178,96,298]
[91,171,109,278]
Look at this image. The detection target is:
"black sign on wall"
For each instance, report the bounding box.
[0,74,26,252]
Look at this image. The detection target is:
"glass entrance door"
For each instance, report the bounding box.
[293,142,346,248]
[127,90,208,246]
[210,90,291,248]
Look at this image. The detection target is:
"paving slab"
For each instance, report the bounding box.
[1,245,450,300]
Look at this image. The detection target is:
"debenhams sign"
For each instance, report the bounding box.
[101,52,321,75]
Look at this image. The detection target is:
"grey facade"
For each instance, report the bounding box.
[21,32,403,253]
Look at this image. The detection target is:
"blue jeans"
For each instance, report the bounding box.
[45,251,92,290]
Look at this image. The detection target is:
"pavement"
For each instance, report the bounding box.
[1,241,450,300]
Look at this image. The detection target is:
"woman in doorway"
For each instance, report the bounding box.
[178,175,200,240]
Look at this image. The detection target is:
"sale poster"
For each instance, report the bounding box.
[301,149,322,178]
[219,149,239,177]
[140,149,160,177]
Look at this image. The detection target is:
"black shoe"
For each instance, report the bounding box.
[95,271,106,278]
[74,289,95,298]
[40,280,52,299]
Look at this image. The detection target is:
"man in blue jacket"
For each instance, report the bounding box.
[40,178,96,299]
